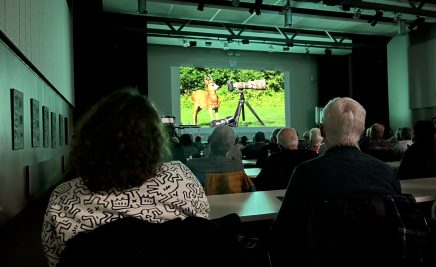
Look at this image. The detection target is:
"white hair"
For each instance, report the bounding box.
[208,125,236,156]
[321,97,366,148]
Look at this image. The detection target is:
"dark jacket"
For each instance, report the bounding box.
[254,149,317,191]
[270,146,402,267]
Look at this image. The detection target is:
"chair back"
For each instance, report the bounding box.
[204,170,254,195]
[306,194,431,267]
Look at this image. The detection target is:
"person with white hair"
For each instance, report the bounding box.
[254,128,317,191]
[187,125,253,195]
[270,97,401,267]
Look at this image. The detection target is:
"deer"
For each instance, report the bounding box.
[191,76,220,125]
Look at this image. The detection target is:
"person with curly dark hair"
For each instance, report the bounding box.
[41,89,210,267]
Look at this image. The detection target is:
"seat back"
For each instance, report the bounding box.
[59,216,248,267]
[204,170,254,195]
[306,194,431,267]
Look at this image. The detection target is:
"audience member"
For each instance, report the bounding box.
[187,125,254,194]
[398,120,436,179]
[241,131,267,159]
[179,133,200,159]
[256,128,282,167]
[164,124,187,164]
[393,127,413,159]
[194,135,206,154]
[359,123,395,161]
[41,89,209,267]
[270,97,401,267]
[240,135,249,147]
[309,127,323,153]
[254,128,317,191]
[298,131,311,150]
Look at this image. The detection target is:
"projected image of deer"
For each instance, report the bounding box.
[180,67,285,128]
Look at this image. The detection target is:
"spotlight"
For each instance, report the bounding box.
[324,48,332,56]
[408,17,425,31]
[249,0,262,16]
[183,39,189,47]
[197,2,204,11]
[305,47,310,55]
[353,8,361,20]
[205,41,212,47]
[368,10,383,27]
[398,19,407,35]
[242,39,250,44]
[283,0,292,27]
[269,45,274,52]
[283,46,290,51]
[137,0,147,14]
[232,0,240,7]
[223,41,229,50]
[189,41,197,47]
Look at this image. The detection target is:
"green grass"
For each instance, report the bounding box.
[180,90,285,127]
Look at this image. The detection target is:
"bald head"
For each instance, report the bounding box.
[277,128,299,150]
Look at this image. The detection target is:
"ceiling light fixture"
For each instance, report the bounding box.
[398,19,407,35]
[183,39,189,48]
[242,39,250,44]
[368,10,383,27]
[137,0,147,14]
[269,44,274,52]
[197,2,204,11]
[305,47,310,55]
[223,41,229,50]
[283,46,290,51]
[189,41,197,47]
[205,41,212,47]
[232,0,240,7]
[352,8,361,20]
[408,17,425,31]
[283,0,292,27]
[249,0,262,16]
[324,48,332,56]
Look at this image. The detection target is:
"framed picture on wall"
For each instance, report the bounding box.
[42,106,50,147]
[51,112,57,148]
[59,114,64,146]
[30,98,40,147]
[10,89,24,150]
[64,117,69,145]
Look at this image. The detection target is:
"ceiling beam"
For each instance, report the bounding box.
[149,0,436,20]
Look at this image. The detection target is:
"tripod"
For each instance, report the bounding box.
[233,90,265,127]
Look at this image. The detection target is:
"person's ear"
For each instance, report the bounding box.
[320,123,326,138]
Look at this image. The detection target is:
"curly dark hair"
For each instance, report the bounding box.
[70,89,170,192]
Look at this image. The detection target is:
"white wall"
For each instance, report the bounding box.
[387,35,412,129]
[0,0,73,226]
[148,45,318,139]
[0,0,74,104]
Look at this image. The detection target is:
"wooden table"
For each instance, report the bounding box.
[208,177,436,222]
[244,167,261,179]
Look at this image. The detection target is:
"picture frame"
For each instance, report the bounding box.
[10,89,24,150]
[64,117,69,145]
[30,98,40,147]
[59,114,64,146]
[51,112,57,148]
[42,106,50,147]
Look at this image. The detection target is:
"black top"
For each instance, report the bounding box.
[398,140,436,180]
[254,149,318,191]
[270,146,401,266]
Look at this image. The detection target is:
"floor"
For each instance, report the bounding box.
[0,194,50,267]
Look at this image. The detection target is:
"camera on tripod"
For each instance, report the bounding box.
[227,80,266,92]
